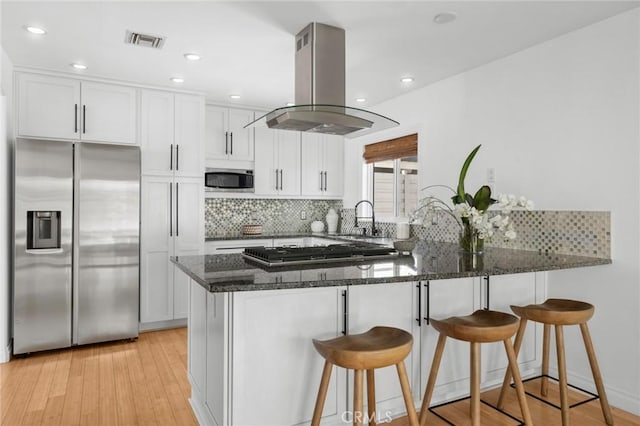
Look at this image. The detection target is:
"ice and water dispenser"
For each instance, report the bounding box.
[27,211,61,249]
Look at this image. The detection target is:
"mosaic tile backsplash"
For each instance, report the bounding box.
[340,209,610,259]
[205,198,343,237]
[206,199,609,259]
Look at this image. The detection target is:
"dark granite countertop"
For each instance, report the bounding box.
[172,241,611,293]
[205,232,391,243]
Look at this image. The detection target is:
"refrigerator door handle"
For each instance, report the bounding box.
[169,182,173,236]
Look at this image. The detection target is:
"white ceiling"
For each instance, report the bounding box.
[2,1,638,110]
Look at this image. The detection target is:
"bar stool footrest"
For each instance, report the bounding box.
[428,395,525,426]
[510,374,601,410]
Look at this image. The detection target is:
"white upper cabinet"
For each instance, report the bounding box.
[141,90,204,177]
[254,127,300,196]
[17,72,137,144]
[140,90,174,175]
[205,105,254,164]
[300,133,344,198]
[174,94,205,178]
[80,82,137,144]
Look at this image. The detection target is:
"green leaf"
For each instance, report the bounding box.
[473,185,497,212]
[456,144,482,204]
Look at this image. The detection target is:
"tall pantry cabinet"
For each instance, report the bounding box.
[140,90,205,326]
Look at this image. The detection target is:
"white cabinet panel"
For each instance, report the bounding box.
[141,176,202,323]
[17,73,137,144]
[348,282,420,418]
[301,133,344,198]
[481,273,539,379]
[141,90,174,176]
[189,280,207,396]
[17,73,80,140]
[175,94,205,177]
[231,287,345,426]
[254,128,300,196]
[205,105,254,163]
[140,176,174,322]
[80,82,137,144]
[420,278,479,402]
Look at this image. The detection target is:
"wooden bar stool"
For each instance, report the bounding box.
[497,299,613,426]
[311,326,419,426]
[419,310,533,426]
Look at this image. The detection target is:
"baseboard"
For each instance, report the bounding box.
[139,318,187,332]
[0,341,11,364]
[548,367,640,415]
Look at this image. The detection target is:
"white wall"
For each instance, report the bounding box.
[1,46,14,363]
[345,9,640,413]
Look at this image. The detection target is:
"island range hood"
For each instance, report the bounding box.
[245,23,399,138]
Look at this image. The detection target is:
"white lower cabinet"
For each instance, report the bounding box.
[186,273,544,425]
[140,176,203,324]
[419,278,480,403]
[348,282,420,422]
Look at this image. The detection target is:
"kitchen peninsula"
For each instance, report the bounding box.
[172,240,610,426]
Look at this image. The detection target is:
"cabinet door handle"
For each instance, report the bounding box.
[275,169,279,191]
[416,282,422,326]
[176,145,179,171]
[82,105,86,134]
[176,182,179,237]
[225,132,229,155]
[170,144,174,170]
[423,281,430,324]
[169,182,173,237]
[341,290,348,335]
[279,169,283,191]
[324,171,327,191]
[74,104,78,133]
[319,171,323,191]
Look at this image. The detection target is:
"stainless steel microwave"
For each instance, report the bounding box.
[205,168,254,192]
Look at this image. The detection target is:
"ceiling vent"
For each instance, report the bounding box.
[125,30,165,49]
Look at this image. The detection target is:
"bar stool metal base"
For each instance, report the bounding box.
[509,374,601,411]
[428,395,526,426]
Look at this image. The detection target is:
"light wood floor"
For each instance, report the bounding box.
[0,328,196,426]
[1,327,638,425]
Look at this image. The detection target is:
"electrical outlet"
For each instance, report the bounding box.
[300,211,306,220]
[487,168,495,183]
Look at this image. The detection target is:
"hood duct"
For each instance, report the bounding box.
[246,23,398,138]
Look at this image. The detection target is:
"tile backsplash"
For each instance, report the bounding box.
[206,200,610,259]
[205,198,342,237]
[340,208,610,259]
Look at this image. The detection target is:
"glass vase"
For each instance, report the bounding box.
[459,221,484,254]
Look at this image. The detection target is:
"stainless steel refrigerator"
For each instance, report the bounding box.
[13,138,140,354]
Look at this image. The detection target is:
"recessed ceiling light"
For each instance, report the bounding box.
[170,77,184,83]
[401,77,414,83]
[355,98,366,103]
[229,94,241,99]
[434,12,457,24]
[184,53,201,61]
[71,63,87,70]
[25,26,47,35]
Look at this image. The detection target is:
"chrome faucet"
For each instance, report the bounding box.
[354,200,377,236]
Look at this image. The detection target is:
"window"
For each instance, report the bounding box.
[363,134,418,219]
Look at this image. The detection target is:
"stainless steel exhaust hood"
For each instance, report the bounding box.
[245,23,399,138]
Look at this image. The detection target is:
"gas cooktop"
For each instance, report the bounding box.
[242,243,399,266]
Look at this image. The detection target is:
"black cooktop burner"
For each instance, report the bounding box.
[243,243,399,266]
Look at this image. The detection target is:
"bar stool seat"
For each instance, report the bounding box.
[311,326,419,426]
[498,299,613,426]
[420,310,533,426]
